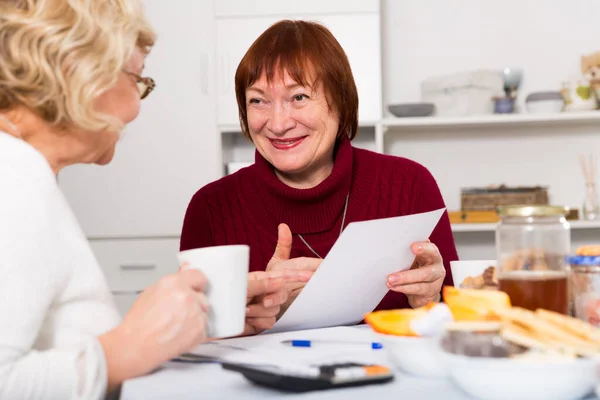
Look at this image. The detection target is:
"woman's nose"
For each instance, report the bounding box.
[267,103,295,135]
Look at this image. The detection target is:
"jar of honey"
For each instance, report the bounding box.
[568,245,600,326]
[495,205,571,314]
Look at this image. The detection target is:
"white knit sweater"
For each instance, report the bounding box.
[0,132,121,399]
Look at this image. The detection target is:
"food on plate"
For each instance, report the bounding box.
[494,307,600,358]
[442,321,527,358]
[365,304,434,336]
[365,302,454,337]
[461,266,498,289]
[443,286,511,321]
[444,306,600,359]
[441,287,600,359]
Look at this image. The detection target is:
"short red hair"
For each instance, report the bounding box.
[234,20,358,141]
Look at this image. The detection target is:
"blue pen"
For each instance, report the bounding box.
[282,340,383,349]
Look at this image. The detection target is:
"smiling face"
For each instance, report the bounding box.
[246,70,340,188]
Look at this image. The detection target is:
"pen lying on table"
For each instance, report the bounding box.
[281,340,384,349]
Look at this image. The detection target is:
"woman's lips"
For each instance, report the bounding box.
[269,136,307,150]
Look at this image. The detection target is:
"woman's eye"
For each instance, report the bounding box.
[248,98,261,104]
[293,94,308,102]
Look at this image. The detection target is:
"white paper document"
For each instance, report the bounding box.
[268,208,445,333]
[190,326,388,368]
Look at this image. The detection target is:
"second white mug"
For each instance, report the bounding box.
[177,244,249,338]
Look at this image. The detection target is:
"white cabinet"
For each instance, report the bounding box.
[216,8,382,127]
[90,238,181,316]
[303,14,382,123]
[216,16,280,127]
[90,238,180,292]
[59,0,220,238]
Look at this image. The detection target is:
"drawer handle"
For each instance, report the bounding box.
[119,264,157,271]
[111,290,143,295]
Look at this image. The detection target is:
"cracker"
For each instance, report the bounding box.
[494,307,600,353]
[535,309,600,344]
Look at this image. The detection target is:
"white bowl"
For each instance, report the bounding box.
[380,335,448,378]
[449,259,496,288]
[443,351,599,400]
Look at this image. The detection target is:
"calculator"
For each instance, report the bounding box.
[221,362,394,392]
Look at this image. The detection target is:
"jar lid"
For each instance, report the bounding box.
[567,255,600,266]
[497,205,569,217]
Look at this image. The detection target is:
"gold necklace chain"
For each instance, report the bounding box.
[296,192,350,259]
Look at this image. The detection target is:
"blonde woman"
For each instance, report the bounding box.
[0,1,309,399]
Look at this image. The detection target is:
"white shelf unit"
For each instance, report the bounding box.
[375,111,600,154]
[451,219,600,233]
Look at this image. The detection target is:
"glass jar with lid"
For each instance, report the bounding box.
[495,205,571,314]
[567,245,600,326]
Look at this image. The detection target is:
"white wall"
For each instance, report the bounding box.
[382,0,600,108]
[381,0,600,213]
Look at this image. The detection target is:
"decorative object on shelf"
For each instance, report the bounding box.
[561,78,596,112]
[420,69,504,117]
[525,91,564,114]
[460,185,549,211]
[449,208,580,224]
[492,96,515,114]
[387,103,434,118]
[449,210,500,224]
[579,153,599,220]
[581,51,600,108]
[501,67,523,100]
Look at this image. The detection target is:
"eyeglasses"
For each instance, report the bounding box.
[123,69,156,99]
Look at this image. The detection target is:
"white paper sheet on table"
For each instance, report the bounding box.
[268,208,446,334]
[190,326,389,368]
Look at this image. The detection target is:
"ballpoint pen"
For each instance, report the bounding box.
[281,340,384,349]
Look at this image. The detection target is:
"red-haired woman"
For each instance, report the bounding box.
[181,20,459,324]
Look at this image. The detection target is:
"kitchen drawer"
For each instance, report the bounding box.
[89,238,181,292]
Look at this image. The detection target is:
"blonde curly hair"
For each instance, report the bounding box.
[0,0,156,132]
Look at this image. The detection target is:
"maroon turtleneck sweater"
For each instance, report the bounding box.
[180,137,458,312]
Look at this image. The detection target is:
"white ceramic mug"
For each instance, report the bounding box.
[177,245,249,338]
[450,259,497,288]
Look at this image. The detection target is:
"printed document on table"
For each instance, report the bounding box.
[268,208,446,334]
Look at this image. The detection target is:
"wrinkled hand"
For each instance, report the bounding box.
[266,223,322,318]
[99,267,209,387]
[243,269,312,335]
[386,241,445,308]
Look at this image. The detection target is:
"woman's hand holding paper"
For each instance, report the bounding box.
[386,241,446,308]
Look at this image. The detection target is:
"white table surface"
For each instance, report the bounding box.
[122,361,469,400]
[122,360,600,400]
[121,324,600,400]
